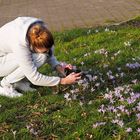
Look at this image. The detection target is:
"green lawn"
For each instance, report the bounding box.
[0,17,140,140]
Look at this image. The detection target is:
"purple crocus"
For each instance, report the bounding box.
[92,122,106,128]
[137,128,140,133]
[98,104,106,114]
[126,97,135,104]
[126,127,132,133]
[117,120,124,128]
[117,105,125,112]
[136,113,140,120]
[136,102,140,111]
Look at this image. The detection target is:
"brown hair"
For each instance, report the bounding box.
[27,23,54,54]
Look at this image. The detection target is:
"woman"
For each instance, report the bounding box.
[0,17,81,97]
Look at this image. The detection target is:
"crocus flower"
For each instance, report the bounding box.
[104,93,113,100]
[95,83,100,87]
[126,97,135,104]
[79,101,83,106]
[92,76,98,81]
[131,79,138,84]
[103,64,109,68]
[108,75,115,80]
[81,61,84,65]
[78,80,85,85]
[94,48,108,56]
[136,113,140,120]
[91,88,95,92]
[137,128,140,133]
[88,100,93,105]
[110,99,115,104]
[64,93,71,101]
[30,128,38,135]
[86,74,93,81]
[117,120,124,128]
[136,102,140,111]
[126,62,140,69]
[124,109,130,115]
[87,29,91,34]
[105,28,109,32]
[124,41,131,47]
[117,113,121,117]
[112,119,118,124]
[72,94,77,100]
[117,105,125,112]
[92,122,106,128]
[120,72,125,77]
[117,67,121,71]
[95,29,99,33]
[98,104,106,114]
[126,127,132,133]
[92,123,98,128]
[114,50,121,56]
[119,97,124,102]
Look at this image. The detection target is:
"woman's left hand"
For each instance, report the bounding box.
[55,65,66,77]
[65,64,73,70]
[56,64,73,77]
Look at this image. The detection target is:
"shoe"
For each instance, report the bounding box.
[14,81,36,92]
[0,85,22,98]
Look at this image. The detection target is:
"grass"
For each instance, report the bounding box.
[0,17,140,140]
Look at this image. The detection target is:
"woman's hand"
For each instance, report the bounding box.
[55,65,66,77]
[55,64,73,77]
[65,64,73,70]
[60,72,81,85]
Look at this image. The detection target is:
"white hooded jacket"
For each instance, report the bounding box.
[0,17,60,86]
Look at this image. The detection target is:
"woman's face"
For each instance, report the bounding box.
[34,47,49,53]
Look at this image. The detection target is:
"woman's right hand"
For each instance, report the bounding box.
[60,72,81,85]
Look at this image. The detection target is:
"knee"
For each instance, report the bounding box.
[32,53,47,67]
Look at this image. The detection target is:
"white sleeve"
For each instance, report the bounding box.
[46,46,60,69]
[12,44,60,86]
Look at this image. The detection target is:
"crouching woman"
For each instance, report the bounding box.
[0,17,81,97]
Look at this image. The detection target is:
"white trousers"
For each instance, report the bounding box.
[0,53,47,86]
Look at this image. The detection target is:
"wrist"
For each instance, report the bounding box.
[56,64,62,68]
[56,65,66,77]
[60,78,66,85]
